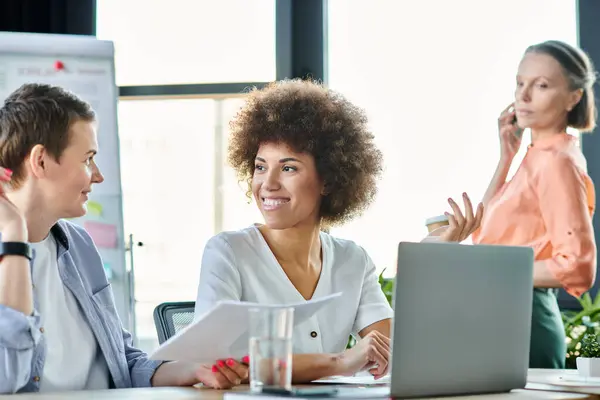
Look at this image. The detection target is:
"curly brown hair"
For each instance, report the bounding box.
[228,79,383,227]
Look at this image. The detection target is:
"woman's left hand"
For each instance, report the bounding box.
[429,192,483,243]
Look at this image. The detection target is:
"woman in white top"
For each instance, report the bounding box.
[196,79,482,383]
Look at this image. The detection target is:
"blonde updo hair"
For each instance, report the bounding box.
[526,40,597,132]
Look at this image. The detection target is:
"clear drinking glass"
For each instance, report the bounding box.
[248,307,294,393]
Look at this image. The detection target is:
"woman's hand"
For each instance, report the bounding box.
[336,331,390,379]
[431,192,483,243]
[194,359,249,389]
[498,103,523,162]
[0,168,26,241]
[152,359,249,389]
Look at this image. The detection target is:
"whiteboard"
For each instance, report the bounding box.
[0,33,131,329]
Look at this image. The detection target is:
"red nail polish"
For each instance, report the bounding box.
[211,365,218,373]
[242,355,250,364]
[226,359,235,367]
[217,360,225,368]
[4,169,12,176]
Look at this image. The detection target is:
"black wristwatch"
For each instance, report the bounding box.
[0,242,33,260]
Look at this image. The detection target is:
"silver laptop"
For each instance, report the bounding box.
[389,241,534,398]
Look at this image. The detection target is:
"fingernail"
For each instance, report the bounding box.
[242,355,250,364]
[444,212,450,216]
[226,359,235,367]
[212,365,218,373]
[462,192,467,197]
[4,169,12,176]
[217,360,225,368]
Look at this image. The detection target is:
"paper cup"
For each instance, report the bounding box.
[425,214,450,233]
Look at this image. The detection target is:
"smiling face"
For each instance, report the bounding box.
[252,142,324,230]
[32,120,104,219]
[515,52,583,132]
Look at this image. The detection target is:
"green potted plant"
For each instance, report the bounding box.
[577,333,600,377]
[562,291,600,369]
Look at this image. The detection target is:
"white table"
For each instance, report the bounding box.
[4,369,598,399]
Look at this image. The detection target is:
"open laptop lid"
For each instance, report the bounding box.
[389,242,533,398]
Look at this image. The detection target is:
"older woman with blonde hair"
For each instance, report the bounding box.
[474,40,598,368]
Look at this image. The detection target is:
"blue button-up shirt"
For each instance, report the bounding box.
[0,220,161,394]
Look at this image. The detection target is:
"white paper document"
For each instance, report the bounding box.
[313,371,390,385]
[525,369,600,393]
[149,292,342,363]
[527,374,600,388]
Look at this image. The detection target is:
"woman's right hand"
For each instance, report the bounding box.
[336,331,391,379]
[0,168,26,241]
[193,359,249,389]
[498,103,523,161]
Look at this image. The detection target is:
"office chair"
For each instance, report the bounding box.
[153,301,196,344]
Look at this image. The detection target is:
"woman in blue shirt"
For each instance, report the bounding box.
[0,83,247,393]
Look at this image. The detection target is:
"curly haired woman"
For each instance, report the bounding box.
[194,79,481,385]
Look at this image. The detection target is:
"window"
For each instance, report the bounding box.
[118,99,215,350]
[96,0,276,86]
[220,99,264,232]
[118,96,259,351]
[327,0,578,275]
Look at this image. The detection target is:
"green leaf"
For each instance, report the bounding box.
[581,333,600,358]
[593,291,600,307]
[581,293,593,309]
[378,268,386,285]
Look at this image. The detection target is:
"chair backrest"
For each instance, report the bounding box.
[153,301,196,344]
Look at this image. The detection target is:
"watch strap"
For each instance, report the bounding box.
[0,241,33,260]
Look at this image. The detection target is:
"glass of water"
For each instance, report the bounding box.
[248,307,294,393]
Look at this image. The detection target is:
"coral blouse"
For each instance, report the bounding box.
[473,133,597,297]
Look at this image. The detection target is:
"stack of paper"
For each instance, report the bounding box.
[312,372,390,385]
[526,369,600,394]
[149,293,342,363]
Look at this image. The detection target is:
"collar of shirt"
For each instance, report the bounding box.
[528,132,575,151]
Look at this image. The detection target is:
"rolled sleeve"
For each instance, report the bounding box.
[537,154,597,298]
[123,327,163,387]
[129,358,163,388]
[352,249,394,335]
[0,305,42,393]
[0,305,42,349]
